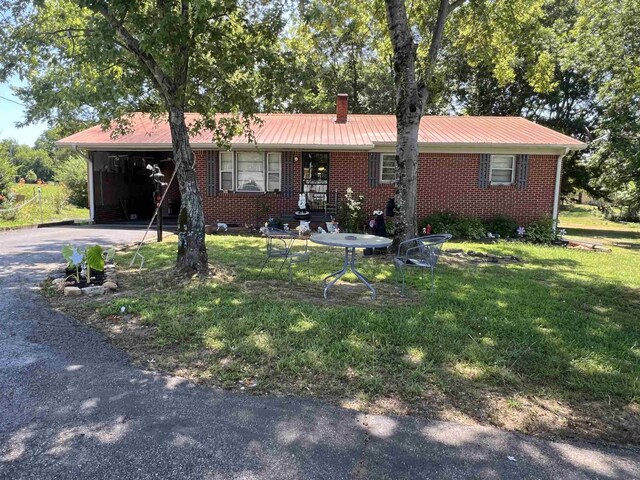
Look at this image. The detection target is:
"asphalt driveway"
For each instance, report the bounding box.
[1,225,638,479]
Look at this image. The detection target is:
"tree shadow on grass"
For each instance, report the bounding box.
[82,235,640,446]
[35,232,636,448]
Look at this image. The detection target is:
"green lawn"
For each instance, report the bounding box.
[59,207,640,444]
[0,183,89,229]
[559,203,640,249]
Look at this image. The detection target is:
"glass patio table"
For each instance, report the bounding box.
[310,233,392,299]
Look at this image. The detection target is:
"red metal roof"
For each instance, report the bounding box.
[57,113,585,150]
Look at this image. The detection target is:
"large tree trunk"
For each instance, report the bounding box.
[385,0,424,245]
[169,106,209,275]
[385,0,461,246]
[394,107,422,243]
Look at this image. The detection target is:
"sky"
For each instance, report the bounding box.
[0,78,47,146]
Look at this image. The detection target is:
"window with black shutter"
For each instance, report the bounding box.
[368,152,381,187]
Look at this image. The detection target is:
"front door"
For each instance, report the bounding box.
[302,152,329,211]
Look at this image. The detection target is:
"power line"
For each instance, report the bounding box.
[0,94,24,106]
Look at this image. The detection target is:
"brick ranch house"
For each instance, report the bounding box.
[57,95,586,228]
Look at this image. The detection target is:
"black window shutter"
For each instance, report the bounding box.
[281,151,295,198]
[516,154,529,190]
[206,151,218,196]
[368,152,381,188]
[479,154,491,188]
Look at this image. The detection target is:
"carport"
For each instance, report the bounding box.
[89,151,180,224]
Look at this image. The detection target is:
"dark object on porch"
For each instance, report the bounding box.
[385,197,395,217]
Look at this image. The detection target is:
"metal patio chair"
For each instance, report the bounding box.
[393,234,452,296]
[259,228,310,283]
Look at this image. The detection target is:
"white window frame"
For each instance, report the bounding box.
[380,153,396,183]
[266,152,282,192]
[490,154,516,185]
[236,151,266,192]
[219,151,282,193]
[219,151,234,191]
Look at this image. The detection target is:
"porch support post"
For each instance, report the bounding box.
[87,152,95,223]
[552,148,569,228]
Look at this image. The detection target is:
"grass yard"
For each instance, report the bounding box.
[0,183,89,229]
[559,203,640,249]
[51,208,640,445]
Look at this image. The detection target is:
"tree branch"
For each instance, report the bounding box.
[90,2,174,102]
[448,0,467,12]
[418,0,468,102]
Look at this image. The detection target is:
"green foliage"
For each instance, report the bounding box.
[103,247,116,263]
[50,185,68,214]
[62,243,106,283]
[420,213,486,240]
[568,0,640,210]
[62,244,84,267]
[457,217,487,240]
[419,212,462,237]
[525,218,558,244]
[279,0,394,114]
[0,154,16,196]
[85,245,105,273]
[337,188,367,233]
[55,156,87,207]
[1,140,55,181]
[25,170,37,183]
[487,215,518,238]
[0,183,87,229]
[62,244,84,283]
[0,0,286,139]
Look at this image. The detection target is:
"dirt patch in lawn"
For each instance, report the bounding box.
[46,264,640,449]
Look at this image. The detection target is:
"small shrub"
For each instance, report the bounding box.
[55,156,88,207]
[419,212,461,237]
[338,188,367,233]
[25,170,38,184]
[0,191,17,220]
[0,156,16,196]
[50,186,69,214]
[458,217,487,240]
[525,218,558,244]
[487,215,518,238]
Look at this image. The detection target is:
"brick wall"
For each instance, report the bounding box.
[194,150,558,225]
[415,153,557,223]
[195,150,301,226]
[329,151,395,213]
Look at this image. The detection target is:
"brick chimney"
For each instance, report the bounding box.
[336,93,348,123]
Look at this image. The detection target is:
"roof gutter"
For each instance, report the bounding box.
[55,141,586,153]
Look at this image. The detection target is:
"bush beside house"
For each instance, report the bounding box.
[419,212,560,244]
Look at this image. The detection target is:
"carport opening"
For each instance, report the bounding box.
[91,151,180,225]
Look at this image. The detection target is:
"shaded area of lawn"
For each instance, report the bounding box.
[62,226,640,446]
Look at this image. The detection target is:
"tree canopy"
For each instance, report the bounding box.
[1,0,287,273]
[1,0,638,227]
